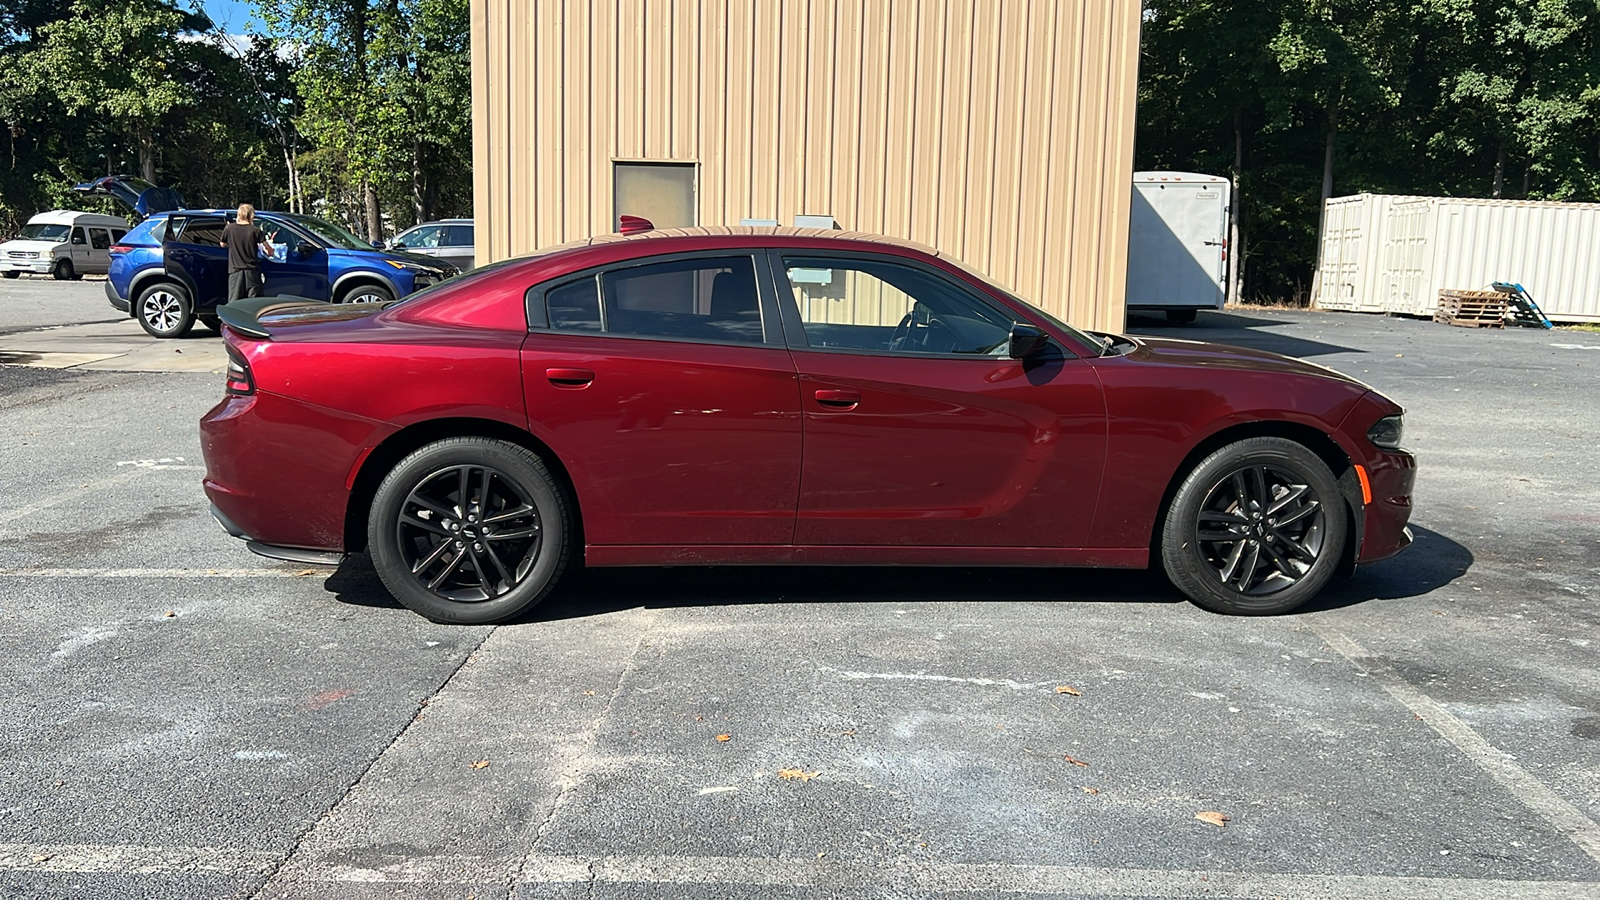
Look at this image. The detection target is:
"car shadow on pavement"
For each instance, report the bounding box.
[1126,309,1363,360]
[316,524,1472,622]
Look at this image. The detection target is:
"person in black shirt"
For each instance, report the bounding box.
[220,204,274,301]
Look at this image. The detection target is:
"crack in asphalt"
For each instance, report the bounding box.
[244,625,500,899]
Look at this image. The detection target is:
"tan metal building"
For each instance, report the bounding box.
[470,0,1141,331]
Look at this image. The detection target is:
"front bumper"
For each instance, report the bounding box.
[1357,447,1416,563]
[2,259,53,274]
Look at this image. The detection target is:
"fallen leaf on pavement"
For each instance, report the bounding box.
[715,734,731,742]
[1055,686,1082,696]
[295,569,316,576]
[1081,786,1100,795]
[1196,811,1230,827]
[32,854,51,863]
[777,768,820,781]
[470,760,491,769]
[1063,754,1090,768]
[164,611,177,618]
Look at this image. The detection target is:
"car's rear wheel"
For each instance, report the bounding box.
[53,259,75,281]
[368,438,570,624]
[198,314,222,333]
[136,282,195,338]
[1160,437,1347,615]
[337,282,394,304]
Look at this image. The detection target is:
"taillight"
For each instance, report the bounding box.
[225,345,255,396]
[109,244,133,255]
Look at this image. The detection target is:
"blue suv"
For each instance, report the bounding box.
[83,178,458,338]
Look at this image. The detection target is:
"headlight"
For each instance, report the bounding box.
[1367,414,1404,450]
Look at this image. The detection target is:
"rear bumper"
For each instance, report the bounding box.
[105,279,129,312]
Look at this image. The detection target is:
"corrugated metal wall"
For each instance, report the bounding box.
[1312,194,1600,322]
[471,0,1142,332]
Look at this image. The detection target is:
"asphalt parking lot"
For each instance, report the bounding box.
[1,280,1597,899]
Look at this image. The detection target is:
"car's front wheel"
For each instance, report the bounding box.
[2,271,19,279]
[135,282,195,338]
[337,282,395,304]
[1160,437,1347,615]
[368,437,570,624]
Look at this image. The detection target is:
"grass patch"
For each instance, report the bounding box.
[1557,323,1600,333]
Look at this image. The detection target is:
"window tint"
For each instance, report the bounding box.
[89,228,111,250]
[177,218,226,246]
[547,276,601,332]
[111,229,128,242]
[602,257,762,343]
[70,228,87,245]
[545,257,764,344]
[443,224,473,246]
[781,256,1013,355]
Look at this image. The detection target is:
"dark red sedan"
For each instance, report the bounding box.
[201,226,1414,623]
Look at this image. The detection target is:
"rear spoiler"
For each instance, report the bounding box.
[214,296,327,339]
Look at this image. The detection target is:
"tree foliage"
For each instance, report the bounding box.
[1139,0,1600,303]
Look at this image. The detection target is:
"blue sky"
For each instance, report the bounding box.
[198,0,261,32]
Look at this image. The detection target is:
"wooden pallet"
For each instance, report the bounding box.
[1435,289,1507,328]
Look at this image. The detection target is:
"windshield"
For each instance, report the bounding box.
[283,214,372,250]
[18,223,70,242]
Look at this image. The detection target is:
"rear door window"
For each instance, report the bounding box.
[444,225,473,246]
[543,256,767,345]
[176,218,226,246]
[89,228,111,250]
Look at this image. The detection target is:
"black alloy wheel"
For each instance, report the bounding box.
[369,438,569,624]
[135,282,195,338]
[1160,437,1347,615]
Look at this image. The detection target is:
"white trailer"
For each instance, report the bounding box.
[1312,193,1600,322]
[1125,171,1231,324]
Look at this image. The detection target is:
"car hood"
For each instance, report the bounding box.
[1114,335,1371,390]
[0,240,60,252]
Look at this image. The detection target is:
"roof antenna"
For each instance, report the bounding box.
[618,215,654,235]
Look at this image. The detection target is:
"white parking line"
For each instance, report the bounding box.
[0,842,277,875]
[1316,625,1600,865]
[3,845,1593,897]
[0,567,327,578]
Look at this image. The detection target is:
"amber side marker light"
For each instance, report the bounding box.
[1354,464,1373,505]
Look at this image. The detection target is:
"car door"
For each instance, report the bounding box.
[87,228,113,273]
[772,250,1108,548]
[163,216,228,306]
[441,224,475,271]
[257,219,330,299]
[68,227,91,270]
[520,251,802,546]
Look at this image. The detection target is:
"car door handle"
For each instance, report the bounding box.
[545,367,595,388]
[814,389,860,409]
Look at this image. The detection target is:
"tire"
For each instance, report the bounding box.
[2,271,19,279]
[337,282,395,305]
[53,259,75,281]
[1160,437,1347,615]
[135,282,196,338]
[368,437,570,624]
[198,314,222,333]
[1166,308,1198,325]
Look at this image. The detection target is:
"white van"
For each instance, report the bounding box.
[1,210,131,280]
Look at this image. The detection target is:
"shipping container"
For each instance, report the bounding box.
[1125,172,1230,323]
[1312,193,1600,322]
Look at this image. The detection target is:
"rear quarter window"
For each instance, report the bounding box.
[121,219,164,245]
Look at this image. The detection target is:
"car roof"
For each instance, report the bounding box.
[527,225,940,261]
[26,210,129,227]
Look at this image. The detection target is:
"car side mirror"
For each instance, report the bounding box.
[295,243,318,259]
[391,241,406,250]
[371,240,384,250]
[1008,323,1049,358]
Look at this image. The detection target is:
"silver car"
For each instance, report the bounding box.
[389,219,475,272]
